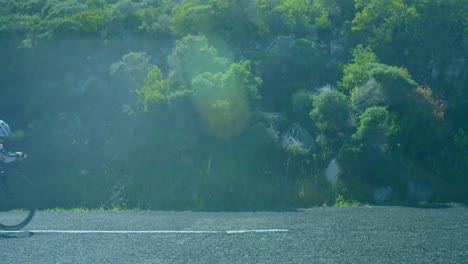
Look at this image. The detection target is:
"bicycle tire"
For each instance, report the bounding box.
[0,171,37,230]
[0,209,35,230]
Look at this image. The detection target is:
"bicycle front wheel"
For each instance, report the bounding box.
[0,173,36,230]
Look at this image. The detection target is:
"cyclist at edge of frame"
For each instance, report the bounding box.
[0,120,27,164]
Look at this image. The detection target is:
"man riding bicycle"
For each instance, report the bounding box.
[1,120,27,200]
[0,120,27,163]
[0,120,35,230]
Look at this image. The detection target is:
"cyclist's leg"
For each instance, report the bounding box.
[0,167,10,201]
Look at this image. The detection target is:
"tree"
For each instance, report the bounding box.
[344,63,448,201]
[273,0,334,36]
[221,60,262,103]
[67,7,106,33]
[291,89,314,119]
[170,0,269,45]
[352,0,419,47]
[311,90,351,134]
[350,63,418,114]
[337,107,395,202]
[191,61,261,138]
[353,106,389,147]
[110,51,152,91]
[41,0,88,19]
[168,34,229,89]
[135,66,175,112]
[274,0,314,35]
[258,37,329,111]
[170,1,212,36]
[310,90,351,157]
[338,44,379,95]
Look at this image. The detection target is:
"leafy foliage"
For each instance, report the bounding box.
[310,90,351,135]
[258,36,330,111]
[339,45,379,94]
[110,52,151,84]
[136,66,175,111]
[291,90,314,116]
[273,0,333,36]
[191,61,261,138]
[0,0,466,208]
[352,0,419,46]
[168,34,229,89]
[310,90,351,158]
[67,8,106,33]
[353,106,390,146]
[41,0,87,19]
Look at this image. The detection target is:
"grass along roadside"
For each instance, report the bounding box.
[333,195,361,207]
[43,196,362,212]
[42,203,142,212]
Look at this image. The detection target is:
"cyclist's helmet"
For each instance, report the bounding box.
[0,120,11,137]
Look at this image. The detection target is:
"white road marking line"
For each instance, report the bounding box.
[225,229,289,234]
[0,229,289,234]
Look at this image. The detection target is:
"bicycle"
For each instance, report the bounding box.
[0,166,36,230]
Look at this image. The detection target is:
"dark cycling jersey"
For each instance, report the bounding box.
[0,143,18,163]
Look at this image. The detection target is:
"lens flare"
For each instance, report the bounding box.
[192,82,250,138]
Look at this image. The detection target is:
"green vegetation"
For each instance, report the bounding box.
[334,195,360,207]
[0,0,466,209]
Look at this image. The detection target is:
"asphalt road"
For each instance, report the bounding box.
[1,205,467,263]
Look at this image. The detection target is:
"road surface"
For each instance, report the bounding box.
[1,205,467,263]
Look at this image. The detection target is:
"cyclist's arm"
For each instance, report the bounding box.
[0,151,18,163]
[0,145,22,163]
